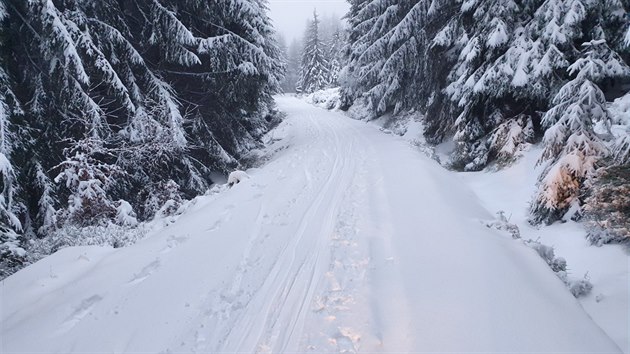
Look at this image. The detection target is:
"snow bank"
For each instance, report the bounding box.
[304,87,341,110]
[460,147,629,353]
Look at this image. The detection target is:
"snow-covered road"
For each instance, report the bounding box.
[1,96,621,353]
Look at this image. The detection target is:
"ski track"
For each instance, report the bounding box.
[1,96,623,354]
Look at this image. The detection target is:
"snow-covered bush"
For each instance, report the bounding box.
[565,276,594,298]
[484,211,521,239]
[480,210,592,296]
[54,140,121,227]
[141,180,184,220]
[484,210,593,298]
[29,223,146,255]
[583,165,630,245]
[524,239,593,298]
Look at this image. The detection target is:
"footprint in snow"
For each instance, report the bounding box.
[55,295,103,335]
[206,206,235,232]
[128,259,161,285]
[335,327,361,353]
[160,234,189,254]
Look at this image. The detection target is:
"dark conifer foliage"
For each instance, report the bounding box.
[0,0,283,276]
[280,38,302,93]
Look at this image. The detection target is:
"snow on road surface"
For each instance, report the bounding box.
[1,96,621,353]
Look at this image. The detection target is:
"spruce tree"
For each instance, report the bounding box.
[296,10,330,94]
[326,27,344,87]
[531,39,630,224]
[341,0,457,116]
[282,39,302,93]
[0,2,26,277]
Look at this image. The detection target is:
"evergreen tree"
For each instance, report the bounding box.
[296,10,330,94]
[0,3,27,277]
[439,0,529,170]
[315,13,344,87]
[277,34,292,92]
[339,0,371,109]
[326,27,344,87]
[531,39,630,224]
[0,0,284,277]
[341,0,457,116]
[282,38,303,93]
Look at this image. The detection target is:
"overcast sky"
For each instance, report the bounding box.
[268,0,350,42]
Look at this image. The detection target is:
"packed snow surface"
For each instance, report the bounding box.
[1,96,621,353]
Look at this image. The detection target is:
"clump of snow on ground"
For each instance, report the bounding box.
[115,200,138,227]
[227,170,249,186]
[304,88,342,110]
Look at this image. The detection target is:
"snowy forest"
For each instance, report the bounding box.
[337,0,630,237]
[2,0,630,352]
[278,11,346,94]
[0,0,283,277]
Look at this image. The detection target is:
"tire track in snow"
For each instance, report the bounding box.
[301,153,370,353]
[191,111,355,353]
[247,113,356,353]
[296,114,415,353]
